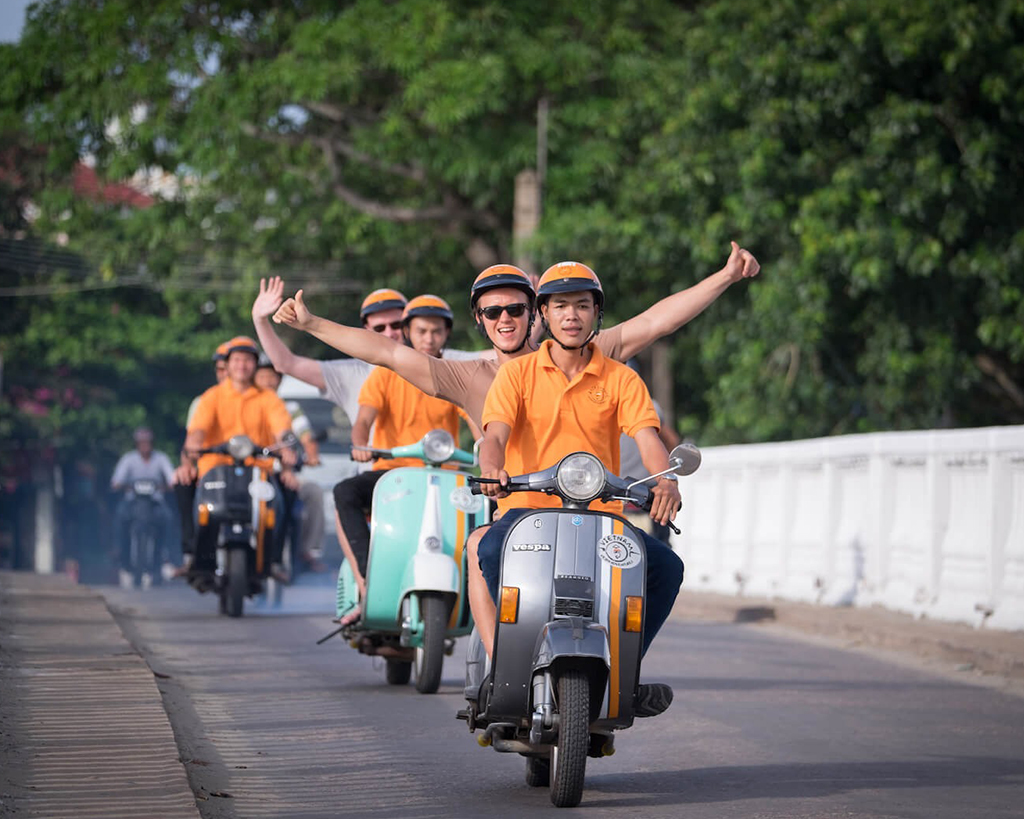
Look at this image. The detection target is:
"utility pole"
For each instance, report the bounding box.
[512,97,549,276]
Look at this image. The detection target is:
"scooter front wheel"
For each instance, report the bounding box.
[550,670,589,808]
[224,548,247,618]
[414,592,451,694]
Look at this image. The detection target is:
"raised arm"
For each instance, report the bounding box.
[612,241,760,361]
[252,276,327,391]
[274,289,437,396]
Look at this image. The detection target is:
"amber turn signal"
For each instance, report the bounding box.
[624,596,643,632]
[499,586,520,624]
[264,509,276,528]
[197,504,210,526]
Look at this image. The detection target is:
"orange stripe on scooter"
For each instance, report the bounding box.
[608,519,624,719]
[450,474,466,629]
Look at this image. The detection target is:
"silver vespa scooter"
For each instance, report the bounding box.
[459,444,701,808]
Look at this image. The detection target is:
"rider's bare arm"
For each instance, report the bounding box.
[252,278,328,390]
[479,422,512,497]
[254,314,327,390]
[633,426,681,526]
[275,290,437,396]
[350,404,378,463]
[611,241,760,361]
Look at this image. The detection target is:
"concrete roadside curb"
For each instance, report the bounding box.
[671,589,1024,693]
[0,570,200,819]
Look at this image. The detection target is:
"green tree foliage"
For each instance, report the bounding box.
[1,0,1021,467]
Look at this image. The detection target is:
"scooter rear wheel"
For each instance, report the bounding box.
[550,670,589,807]
[385,659,412,685]
[525,756,551,787]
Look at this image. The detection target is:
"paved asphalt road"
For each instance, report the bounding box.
[101,576,1024,819]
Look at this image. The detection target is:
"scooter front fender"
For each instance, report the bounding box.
[533,619,610,670]
[402,551,460,596]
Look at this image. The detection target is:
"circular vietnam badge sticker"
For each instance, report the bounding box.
[597,533,641,569]
[449,485,484,514]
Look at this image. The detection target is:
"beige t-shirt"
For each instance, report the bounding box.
[426,324,626,428]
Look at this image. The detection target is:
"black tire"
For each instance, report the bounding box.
[525,756,551,788]
[414,593,451,694]
[225,548,247,618]
[385,659,412,685]
[550,670,590,808]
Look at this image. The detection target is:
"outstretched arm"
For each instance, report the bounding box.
[613,241,760,361]
[274,290,437,396]
[252,277,327,390]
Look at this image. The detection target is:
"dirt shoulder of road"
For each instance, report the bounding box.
[672,589,1024,697]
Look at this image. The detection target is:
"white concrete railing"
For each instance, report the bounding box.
[672,425,1024,631]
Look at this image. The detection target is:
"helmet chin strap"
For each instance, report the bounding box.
[541,312,603,354]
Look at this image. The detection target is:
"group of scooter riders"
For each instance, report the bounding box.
[121,244,757,722]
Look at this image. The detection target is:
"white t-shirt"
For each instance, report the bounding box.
[110,450,175,495]
[318,348,487,426]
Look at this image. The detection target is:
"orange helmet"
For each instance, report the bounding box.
[359,288,407,322]
[536,262,603,312]
[402,294,454,329]
[469,264,536,313]
[211,340,231,362]
[223,335,260,360]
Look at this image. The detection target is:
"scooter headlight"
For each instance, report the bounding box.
[227,435,255,461]
[422,429,456,464]
[555,452,606,503]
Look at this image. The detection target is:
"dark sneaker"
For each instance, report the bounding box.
[634,683,673,717]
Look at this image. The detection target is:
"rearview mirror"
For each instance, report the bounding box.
[668,443,701,476]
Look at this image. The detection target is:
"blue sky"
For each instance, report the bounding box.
[0,0,33,43]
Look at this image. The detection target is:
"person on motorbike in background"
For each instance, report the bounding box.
[111,426,175,586]
[254,353,328,575]
[271,242,759,651]
[176,336,299,590]
[477,263,680,717]
[333,295,480,623]
[171,341,230,577]
[252,283,486,588]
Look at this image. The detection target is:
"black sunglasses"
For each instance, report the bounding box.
[369,320,404,333]
[478,303,529,321]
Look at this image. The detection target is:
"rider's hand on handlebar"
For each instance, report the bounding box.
[279,447,298,468]
[352,447,374,463]
[479,468,511,498]
[649,477,681,527]
[174,462,197,486]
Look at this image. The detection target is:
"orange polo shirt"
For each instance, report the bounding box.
[358,367,462,470]
[482,340,660,516]
[188,380,294,477]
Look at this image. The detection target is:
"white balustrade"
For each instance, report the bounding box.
[671,425,1024,630]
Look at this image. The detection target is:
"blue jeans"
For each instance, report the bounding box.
[477,509,684,656]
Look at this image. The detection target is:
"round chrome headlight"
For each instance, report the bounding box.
[555,452,606,503]
[227,435,255,461]
[422,429,456,463]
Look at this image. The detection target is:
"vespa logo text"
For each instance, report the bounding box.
[511,543,552,552]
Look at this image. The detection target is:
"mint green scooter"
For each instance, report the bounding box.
[333,429,490,693]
